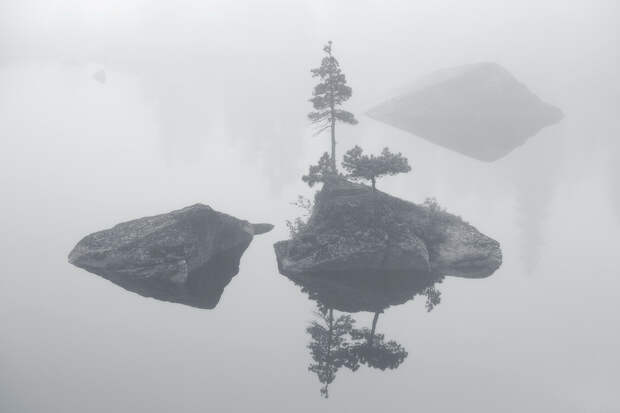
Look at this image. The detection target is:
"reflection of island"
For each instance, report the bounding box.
[284,269,445,398]
[306,302,410,398]
[76,241,250,309]
[287,270,441,313]
[367,62,563,161]
[68,204,272,309]
[307,303,359,398]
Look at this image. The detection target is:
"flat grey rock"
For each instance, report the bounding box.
[68,204,272,308]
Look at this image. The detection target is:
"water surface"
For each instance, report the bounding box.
[1,2,619,411]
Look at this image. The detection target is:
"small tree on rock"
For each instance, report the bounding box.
[302,152,338,187]
[308,41,358,172]
[342,146,411,191]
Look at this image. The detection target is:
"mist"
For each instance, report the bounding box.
[1,1,619,412]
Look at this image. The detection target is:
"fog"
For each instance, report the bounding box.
[1,1,619,412]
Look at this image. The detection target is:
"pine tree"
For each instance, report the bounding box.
[342,146,412,191]
[302,152,336,187]
[308,41,358,172]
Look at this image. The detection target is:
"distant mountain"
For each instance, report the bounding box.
[367,62,563,161]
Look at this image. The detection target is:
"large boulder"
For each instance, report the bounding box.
[367,62,563,161]
[68,204,273,308]
[274,179,501,278]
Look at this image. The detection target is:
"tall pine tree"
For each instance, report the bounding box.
[308,41,358,172]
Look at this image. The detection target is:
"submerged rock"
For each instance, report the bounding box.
[367,62,563,161]
[274,179,501,278]
[68,204,273,308]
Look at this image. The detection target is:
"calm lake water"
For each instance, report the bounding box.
[1,23,619,412]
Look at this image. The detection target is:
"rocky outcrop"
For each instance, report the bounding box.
[367,62,563,161]
[68,204,273,308]
[274,179,501,278]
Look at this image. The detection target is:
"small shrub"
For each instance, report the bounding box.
[302,153,342,187]
[285,195,314,238]
[418,198,451,245]
[292,195,313,215]
[285,218,305,238]
[423,197,444,214]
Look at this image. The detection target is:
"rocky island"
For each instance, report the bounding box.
[68,204,273,308]
[367,62,563,161]
[274,178,501,280]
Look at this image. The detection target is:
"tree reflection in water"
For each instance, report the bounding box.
[289,270,443,398]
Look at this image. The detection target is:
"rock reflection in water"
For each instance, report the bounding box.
[287,270,441,314]
[367,62,563,161]
[74,241,250,309]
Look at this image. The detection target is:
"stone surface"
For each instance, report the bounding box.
[68,204,272,308]
[274,179,501,278]
[252,223,275,235]
[367,62,563,161]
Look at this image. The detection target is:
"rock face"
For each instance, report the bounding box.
[274,179,501,278]
[367,62,563,161]
[68,204,273,308]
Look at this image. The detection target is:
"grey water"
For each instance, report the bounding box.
[1,1,619,412]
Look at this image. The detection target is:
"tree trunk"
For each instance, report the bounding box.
[328,53,336,173]
[371,177,376,191]
[330,117,336,172]
[369,312,380,346]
